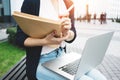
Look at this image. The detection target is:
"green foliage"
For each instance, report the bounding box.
[6,27,17,44]
[0,41,25,77]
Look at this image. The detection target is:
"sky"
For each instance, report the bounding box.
[73,0,120,18]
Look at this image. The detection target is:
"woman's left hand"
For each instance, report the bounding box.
[59,17,74,41]
[61,17,71,36]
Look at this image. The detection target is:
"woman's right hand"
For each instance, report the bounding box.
[44,31,69,45]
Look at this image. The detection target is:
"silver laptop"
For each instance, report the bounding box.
[42,32,114,80]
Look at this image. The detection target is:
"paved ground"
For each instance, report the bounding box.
[67,20,120,80]
[0,29,8,41]
[0,20,120,80]
[0,23,14,41]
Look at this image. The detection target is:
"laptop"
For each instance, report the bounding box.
[42,32,114,80]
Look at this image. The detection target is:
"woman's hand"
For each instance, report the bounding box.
[44,31,70,45]
[42,17,74,46]
[61,17,71,32]
[60,17,74,41]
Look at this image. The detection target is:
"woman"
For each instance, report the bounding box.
[16,0,76,79]
[16,0,107,80]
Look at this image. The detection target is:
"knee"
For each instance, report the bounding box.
[79,75,94,80]
[86,69,107,80]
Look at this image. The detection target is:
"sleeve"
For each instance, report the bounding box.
[16,0,39,47]
[16,25,28,47]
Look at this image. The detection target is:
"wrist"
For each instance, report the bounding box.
[65,30,74,41]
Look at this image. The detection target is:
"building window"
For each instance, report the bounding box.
[0,0,2,4]
[0,0,3,16]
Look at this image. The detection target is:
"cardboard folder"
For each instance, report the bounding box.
[13,11,62,38]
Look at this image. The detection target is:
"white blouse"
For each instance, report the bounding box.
[39,0,68,55]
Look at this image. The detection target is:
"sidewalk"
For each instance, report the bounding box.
[0,29,8,41]
[0,22,14,41]
[67,20,120,80]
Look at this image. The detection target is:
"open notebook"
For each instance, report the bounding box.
[13,11,62,38]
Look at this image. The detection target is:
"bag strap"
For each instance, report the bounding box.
[64,0,74,10]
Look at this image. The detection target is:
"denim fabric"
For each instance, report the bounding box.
[36,47,67,80]
[36,48,107,80]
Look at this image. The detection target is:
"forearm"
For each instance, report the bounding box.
[24,37,47,47]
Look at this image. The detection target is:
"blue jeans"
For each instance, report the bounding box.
[36,48,107,80]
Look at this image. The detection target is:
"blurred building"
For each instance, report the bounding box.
[0,0,23,23]
[109,0,120,18]
[0,0,11,22]
[75,0,120,19]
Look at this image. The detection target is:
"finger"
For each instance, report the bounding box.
[61,34,69,40]
[61,22,71,30]
[62,21,71,25]
[63,25,71,30]
[59,32,69,41]
[47,31,55,38]
[61,20,71,27]
[61,18,71,24]
[62,30,69,37]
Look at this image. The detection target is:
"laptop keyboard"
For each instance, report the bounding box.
[59,59,80,75]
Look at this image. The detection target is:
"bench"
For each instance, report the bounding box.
[1,57,28,80]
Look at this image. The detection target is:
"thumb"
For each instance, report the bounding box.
[47,31,55,38]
